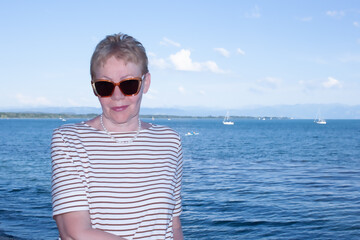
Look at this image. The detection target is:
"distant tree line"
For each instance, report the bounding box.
[0,112,289,120]
[0,112,98,119]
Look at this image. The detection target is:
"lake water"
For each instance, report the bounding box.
[0,118,359,239]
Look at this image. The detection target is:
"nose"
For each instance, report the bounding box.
[111,85,125,100]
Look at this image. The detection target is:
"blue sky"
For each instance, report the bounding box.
[0,1,359,110]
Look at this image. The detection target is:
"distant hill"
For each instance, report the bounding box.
[0,112,98,119]
[0,106,102,115]
[228,104,360,119]
[1,104,359,119]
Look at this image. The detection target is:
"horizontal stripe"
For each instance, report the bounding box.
[51,122,183,239]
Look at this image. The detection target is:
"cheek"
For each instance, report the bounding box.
[97,94,143,108]
[135,93,144,104]
[98,97,110,108]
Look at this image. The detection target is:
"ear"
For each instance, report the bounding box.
[142,72,151,94]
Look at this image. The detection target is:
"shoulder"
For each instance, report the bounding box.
[51,122,93,149]
[55,122,89,131]
[148,123,180,137]
[53,122,90,138]
[144,123,182,145]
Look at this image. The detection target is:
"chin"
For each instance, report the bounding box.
[108,114,130,124]
[107,111,138,124]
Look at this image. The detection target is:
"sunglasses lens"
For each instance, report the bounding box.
[120,79,140,95]
[94,81,115,97]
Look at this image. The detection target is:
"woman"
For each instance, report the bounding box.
[51,33,184,240]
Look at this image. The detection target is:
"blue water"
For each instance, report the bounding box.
[0,118,360,239]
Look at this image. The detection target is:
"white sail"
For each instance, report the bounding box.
[314,111,326,125]
[223,112,234,125]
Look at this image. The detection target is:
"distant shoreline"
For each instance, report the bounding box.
[0,112,289,120]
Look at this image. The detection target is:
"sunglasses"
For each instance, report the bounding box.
[91,76,144,97]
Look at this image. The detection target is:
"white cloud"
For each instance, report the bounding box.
[66,98,83,107]
[258,77,282,89]
[354,21,360,27]
[149,49,226,73]
[203,61,225,73]
[322,77,342,88]
[160,37,181,47]
[326,10,345,17]
[148,52,171,69]
[309,57,328,64]
[245,5,261,18]
[237,48,245,55]
[178,86,186,94]
[170,49,202,71]
[15,93,52,106]
[144,88,158,100]
[298,79,317,91]
[326,10,337,17]
[169,49,225,73]
[149,57,170,69]
[214,48,230,57]
[144,93,155,100]
[300,16,313,22]
[149,88,159,94]
[199,90,206,95]
[147,52,156,57]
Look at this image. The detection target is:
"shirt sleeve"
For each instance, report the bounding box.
[173,137,183,217]
[51,128,89,217]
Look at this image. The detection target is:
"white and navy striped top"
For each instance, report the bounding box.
[51,122,183,240]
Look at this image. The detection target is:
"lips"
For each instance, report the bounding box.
[111,105,129,112]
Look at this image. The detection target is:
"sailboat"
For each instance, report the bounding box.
[59,117,67,122]
[314,111,326,125]
[223,112,234,125]
[315,118,326,124]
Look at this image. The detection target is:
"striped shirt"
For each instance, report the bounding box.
[51,122,183,240]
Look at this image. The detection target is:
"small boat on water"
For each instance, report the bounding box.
[185,131,199,136]
[315,118,326,124]
[223,112,234,125]
[314,111,326,125]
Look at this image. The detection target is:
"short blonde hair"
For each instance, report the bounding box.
[90,33,149,79]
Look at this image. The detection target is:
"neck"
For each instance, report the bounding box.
[100,114,141,145]
[100,114,141,132]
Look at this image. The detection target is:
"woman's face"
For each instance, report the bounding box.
[94,55,150,129]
